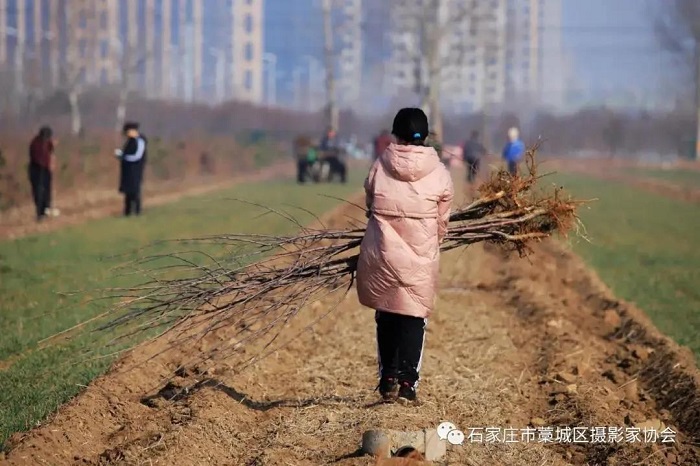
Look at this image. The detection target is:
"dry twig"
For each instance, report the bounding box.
[93,146,586,373]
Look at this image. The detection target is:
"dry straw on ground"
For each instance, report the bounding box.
[97,146,586,373]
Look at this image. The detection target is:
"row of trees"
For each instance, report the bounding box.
[655,0,700,159]
[3,0,699,159]
[322,0,499,140]
[2,1,150,136]
[320,0,700,159]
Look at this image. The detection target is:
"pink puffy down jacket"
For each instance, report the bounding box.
[356,143,454,319]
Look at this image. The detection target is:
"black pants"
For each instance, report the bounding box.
[28,163,51,219]
[375,310,426,388]
[297,159,308,183]
[507,160,518,176]
[328,158,347,183]
[124,192,141,216]
[466,158,480,183]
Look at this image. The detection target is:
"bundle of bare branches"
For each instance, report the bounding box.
[99,148,585,372]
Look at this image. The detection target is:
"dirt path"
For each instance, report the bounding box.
[0,162,293,241]
[3,185,700,466]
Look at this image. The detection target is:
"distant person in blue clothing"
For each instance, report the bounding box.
[502,127,525,176]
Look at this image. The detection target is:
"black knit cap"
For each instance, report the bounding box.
[38,126,52,139]
[391,107,428,145]
[122,121,140,133]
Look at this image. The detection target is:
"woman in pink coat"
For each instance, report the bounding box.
[356,108,454,402]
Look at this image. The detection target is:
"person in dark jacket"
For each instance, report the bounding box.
[319,126,339,153]
[28,126,56,221]
[115,122,147,216]
[463,130,487,184]
[318,126,347,183]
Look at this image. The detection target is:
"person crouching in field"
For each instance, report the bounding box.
[115,122,147,216]
[28,126,56,221]
[356,108,454,403]
[294,134,313,183]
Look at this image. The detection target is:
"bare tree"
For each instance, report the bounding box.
[57,0,100,136]
[113,36,153,134]
[322,0,340,131]
[655,0,700,159]
[389,0,493,140]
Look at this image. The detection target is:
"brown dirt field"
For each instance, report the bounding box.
[0,162,293,241]
[2,181,700,466]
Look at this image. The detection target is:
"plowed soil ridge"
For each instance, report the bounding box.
[3,185,700,466]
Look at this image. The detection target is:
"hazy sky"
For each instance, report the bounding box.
[561,0,682,104]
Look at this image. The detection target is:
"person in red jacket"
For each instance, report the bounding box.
[28,126,56,221]
[373,129,393,161]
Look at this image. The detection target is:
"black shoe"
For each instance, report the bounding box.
[398,381,417,402]
[377,377,399,401]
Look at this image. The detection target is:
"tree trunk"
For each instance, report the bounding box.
[428,82,443,140]
[695,44,700,160]
[69,88,82,136]
[322,0,339,131]
[116,86,128,133]
[425,10,443,140]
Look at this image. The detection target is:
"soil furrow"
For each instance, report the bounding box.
[3,188,700,466]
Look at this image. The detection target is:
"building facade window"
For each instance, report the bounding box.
[100,11,108,29]
[245,70,253,90]
[101,40,109,58]
[245,14,253,33]
[245,42,253,61]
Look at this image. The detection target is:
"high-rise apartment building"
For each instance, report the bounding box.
[385,0,565,113]
[505,0,565,108]
[0,0,265,105]
[0,0,64,93]
[537,0,565,110]
[230,0,264,103]
[443,0,508,113]
[386,0,507,114]
[263,0,365,111]
[68,1,120,85]
[335,0,362,108]
[504,0,540,103]
[263,0,323,109]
